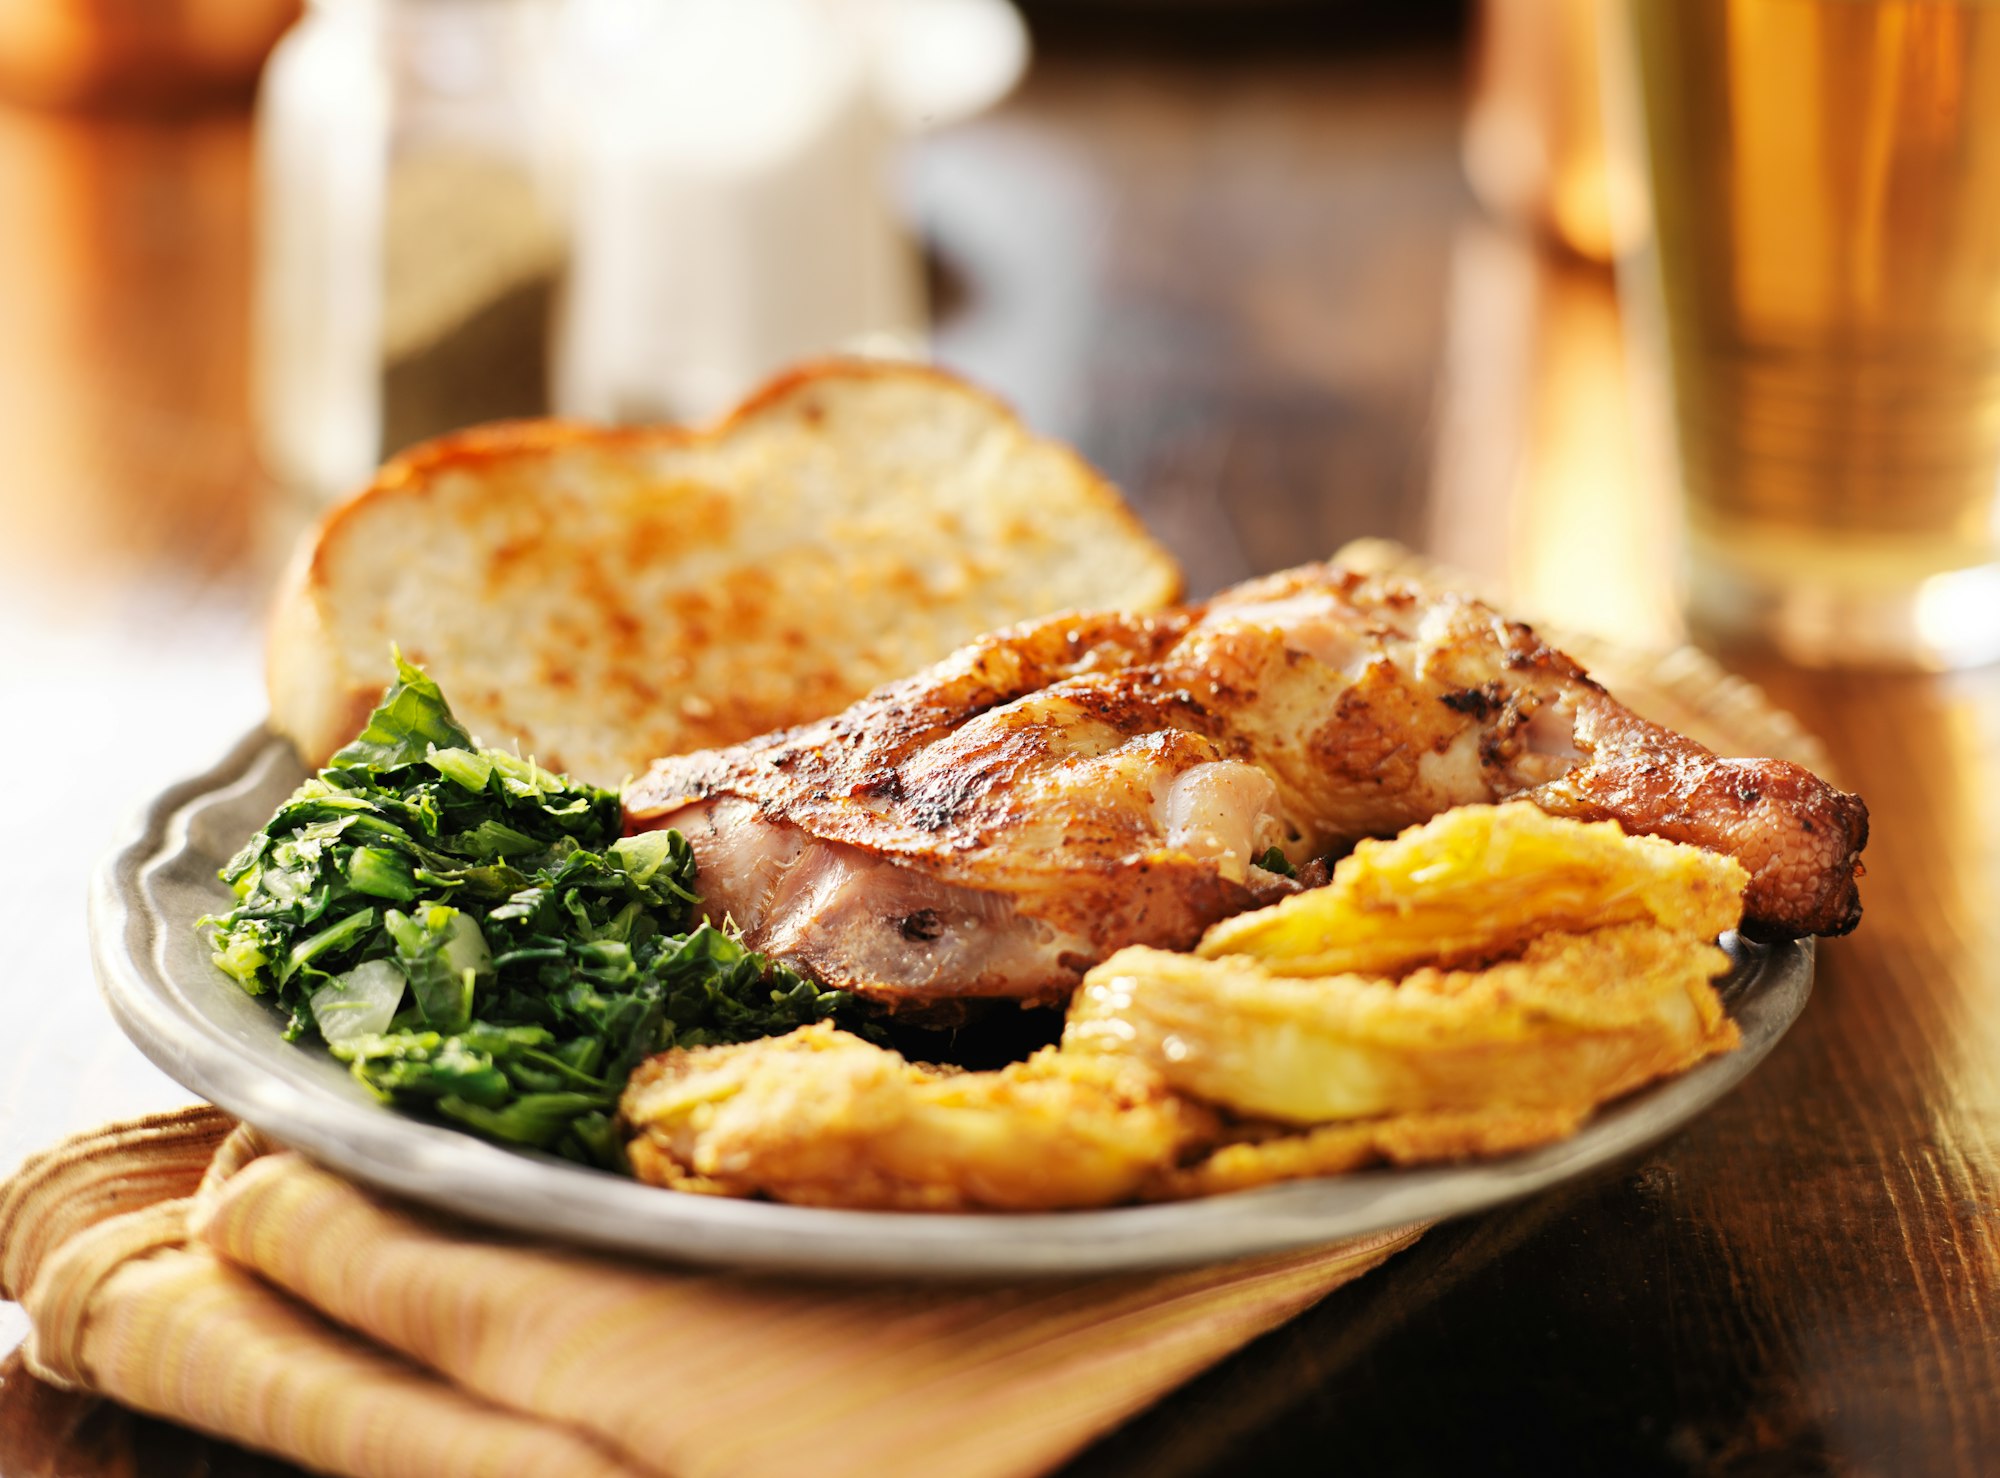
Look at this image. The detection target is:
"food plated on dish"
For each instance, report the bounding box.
[187,361,1867,1224]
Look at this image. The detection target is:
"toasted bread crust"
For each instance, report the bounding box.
[267,360,1182,783]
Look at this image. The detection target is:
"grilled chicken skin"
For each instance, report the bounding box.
[626,563,1867,1010]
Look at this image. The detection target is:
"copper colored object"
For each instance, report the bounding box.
[0,0,299,109]
[1464,0,1625,263]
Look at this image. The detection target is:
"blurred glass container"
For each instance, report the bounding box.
[1464,0,1636,264]
[256,0,568,501]
[256,0,1027,497]
[0,0,299,109]
[556,0,1025,425]
[1607,0,2000,670]
[557,0,918,425]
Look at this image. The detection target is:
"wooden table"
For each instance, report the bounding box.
[3,30,1997,1477]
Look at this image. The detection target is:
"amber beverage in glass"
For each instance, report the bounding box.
[1612,0,2000,667]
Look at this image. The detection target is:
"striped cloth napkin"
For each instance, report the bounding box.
[0,1109,1421,1478]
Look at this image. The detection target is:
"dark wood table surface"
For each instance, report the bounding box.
[3,25,1997,1478]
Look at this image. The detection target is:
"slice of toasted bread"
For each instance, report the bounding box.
[267,360,1182,785]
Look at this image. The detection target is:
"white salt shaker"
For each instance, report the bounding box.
[555,0,1026,425]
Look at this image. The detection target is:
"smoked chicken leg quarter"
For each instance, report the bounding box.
[624,563,1868,1013]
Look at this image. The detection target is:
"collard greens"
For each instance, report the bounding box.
[202,657,870,1168]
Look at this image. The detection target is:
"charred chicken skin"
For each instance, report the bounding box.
[625,563,1867,1011]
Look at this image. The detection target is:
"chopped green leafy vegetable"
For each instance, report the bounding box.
[201,655,876,1168]
[1254,846,1297,879]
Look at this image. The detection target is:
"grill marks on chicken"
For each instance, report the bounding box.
[664,796,1096,1002]
[625,563,1867,1009]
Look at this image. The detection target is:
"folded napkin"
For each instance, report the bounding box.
[0,1109,1421,1478]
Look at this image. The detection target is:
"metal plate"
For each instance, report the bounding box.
[92,728,1814,1279]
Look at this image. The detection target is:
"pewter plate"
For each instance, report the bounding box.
[91,728,1814,1279]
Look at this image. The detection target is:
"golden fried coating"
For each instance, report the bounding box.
[625,804,1758,1211]
[1196,802,1749,977]
[1064,925,1741,1126]
[620,1023,1217,1212]
[1145,1105,1590,1201]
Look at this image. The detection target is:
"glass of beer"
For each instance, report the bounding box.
[1608,0,2000,669]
